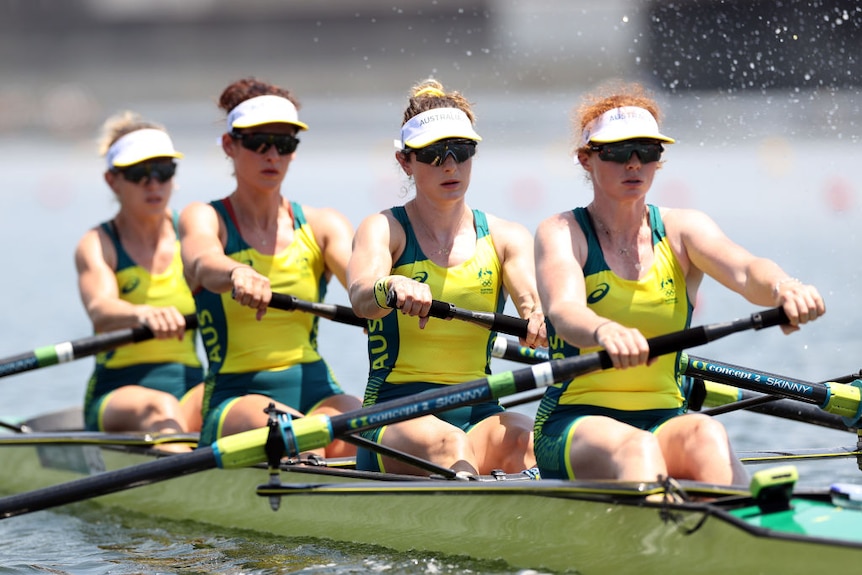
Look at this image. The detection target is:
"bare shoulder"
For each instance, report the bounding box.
[536,210,578,239]
[75,225,115,271]
[179,200,217,224]
[302,204,352,226]
[356,209,401,240]
[486,212,532,241]
[659,206,721,237]
[75,226,103,258]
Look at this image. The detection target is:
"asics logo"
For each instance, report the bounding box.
[120,278,140,295]
[412,271,429,283]
[587,283,610,304]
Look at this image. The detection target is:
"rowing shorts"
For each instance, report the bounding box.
[199,358,344,445]
[355,381,504,472]
[535,403,685,479]
[84,362,204,431]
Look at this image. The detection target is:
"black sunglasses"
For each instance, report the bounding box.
[405,139,477,166]
[113,161,177,184]
[590,140,664,164]
[230,131,300,155]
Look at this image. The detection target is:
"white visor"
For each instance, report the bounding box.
[227,95,309,131]
[398,107,482,149]
[580,106,675,147]
[106,129,183,169]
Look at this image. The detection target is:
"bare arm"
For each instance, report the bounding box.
[347,211,432,324]
[306,205,354,290]
[75,228,186,338]
[489,215,547,348]
[179,201,271,320]
[535,212,648,369]
[674,208,826,333]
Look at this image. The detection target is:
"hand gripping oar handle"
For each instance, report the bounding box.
[0,306,787,519]
[624,306,787,370]
[268,293,367,328]
[384,290,529,338]
[202,306,793,465]
[0,315,199,379]
[490,309,787,406]
[0,293,363,380]
[490,305,787,367]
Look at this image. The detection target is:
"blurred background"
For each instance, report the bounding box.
[2,0,860,135]
[1,0,860,424]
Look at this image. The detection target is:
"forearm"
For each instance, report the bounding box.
[741,257,795,306]
[85,298,151,332]
[547,301,613,349]
[188,251,243,294]
[349,274,395,319]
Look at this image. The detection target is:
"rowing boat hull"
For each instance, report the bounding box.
[3,435,862,574]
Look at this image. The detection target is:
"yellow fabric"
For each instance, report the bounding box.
[555,225,689,410]
[207,212,325,373]
[105,246,200,368]
[372,209,502,385]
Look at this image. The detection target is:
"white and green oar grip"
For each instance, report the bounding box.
[212,415,334,469]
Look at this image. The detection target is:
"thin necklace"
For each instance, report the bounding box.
[408,202,466,257]
[588,206,649,271]
[237,196,290,248]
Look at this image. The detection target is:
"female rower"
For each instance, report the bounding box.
[533,82,826,485]
[347,79,547,476]
[180,77,360,456]
[76,112,203,445]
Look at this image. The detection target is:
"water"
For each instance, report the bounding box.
[0,90,860,573]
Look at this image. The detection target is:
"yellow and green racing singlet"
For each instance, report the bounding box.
[548,204,692,411]
[365,207,505,396]
[97,213,200,369]
[194,198,326,375]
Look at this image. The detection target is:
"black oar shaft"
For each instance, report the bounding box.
[270,292,531,338]
[0,315,198,379]
[326,307,788,437]
[383,291,529,339]
[0,447,216,518]
[268,293,366,328]
[0,306,787,519]
[491,336,549,365]
[427,300,529,338]
[683,354,862,422]
[685,355,829,406]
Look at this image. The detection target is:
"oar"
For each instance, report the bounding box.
[0,431,199,447]
[492,336,549,365]
[0,295,357,380]
[268,293,367,328]
[268,292,530,338]
[0,315,199,379]
[686,377,853,432]
[682,354,862,426]
[384,291,529,338]
[490,336,856,429]
[0,294,525,380]
[0,306,786,518]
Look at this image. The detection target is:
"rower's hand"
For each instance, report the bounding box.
[774,280,826,335]
[594,321,650,370]
[522,309,548,349]
[138,306,187,341]
[386,276,433,329]
[230,266,271,321]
